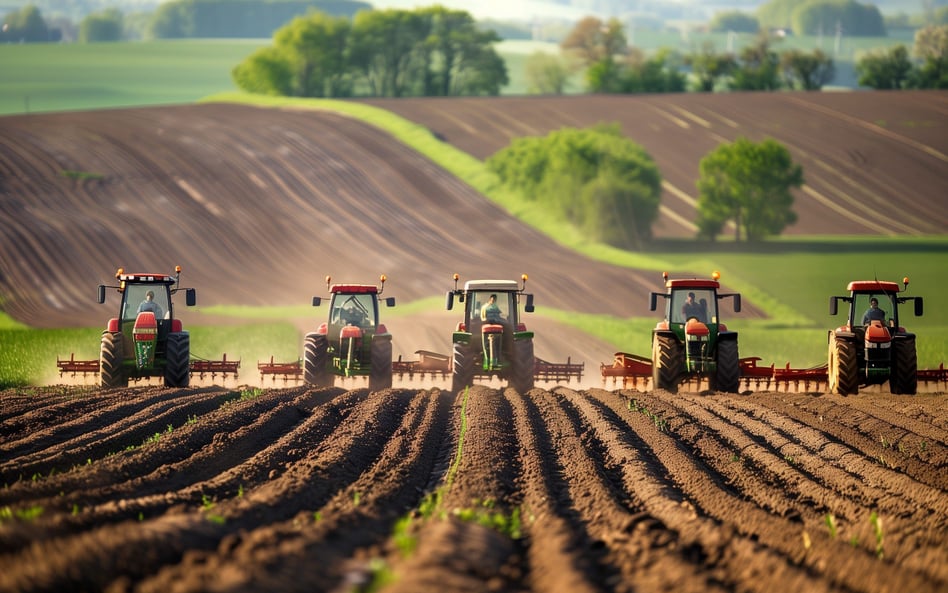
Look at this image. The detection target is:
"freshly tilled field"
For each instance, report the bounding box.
[1,384,945,592]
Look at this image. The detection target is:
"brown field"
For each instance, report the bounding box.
[1,92,946,591]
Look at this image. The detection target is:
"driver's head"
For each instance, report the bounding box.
[145,290,154,300]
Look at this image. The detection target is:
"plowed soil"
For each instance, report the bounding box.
[1,384,945,592]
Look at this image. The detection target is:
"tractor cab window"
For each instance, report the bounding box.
[123,285,169,322]
[471,291,510,325]
[856,294,893,326]
[672,289,715,324]
[333,294,376,328]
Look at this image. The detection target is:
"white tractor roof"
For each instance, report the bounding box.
[464,280,519,292]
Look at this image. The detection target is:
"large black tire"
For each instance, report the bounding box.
[652,333,683,393]
[510,337,535,394]
[890,337,917,395]
[451,341,475,394]
[713,338,740,393]
[828,333,859,396]
[164,332,191,387]
[369,336,393,392]
[303,333,332,388]
[100,331,127,388]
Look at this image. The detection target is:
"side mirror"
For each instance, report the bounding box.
[312,296,322,307]
[385,297,395,307]
[649,293,658,312]
[524,293,535,313]
[915,297,923,316]
[732,294,741,313]
[97,285,106,304]
[185,288,196,307]
[829,296,838,316]
[445,291,454,311]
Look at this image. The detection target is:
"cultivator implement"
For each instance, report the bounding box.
[392,350,584,383]
[56,353,240,381]
[601,352,947,392]
[258,357,303,382]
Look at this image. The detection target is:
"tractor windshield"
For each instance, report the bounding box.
[854,293,896,327]
[332,294,376,328]
[469,291,513,325]
[671,289,716,324]
[123,285,170,321]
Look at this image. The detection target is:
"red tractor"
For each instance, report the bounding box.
[828,278,923,395]
[649,271,742,393]
[303,275,395,391]
[96,266,196,388]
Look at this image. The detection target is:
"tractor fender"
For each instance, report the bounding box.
[892,331,917,342]
[652,327,677,339]
[717,331,738,341]
[453,331,472,345]
[107,318,119,333]
[513,330,535,340]
[171,319,183,333]
[315,322,329,335]
[830,328,856,343]
[376,324,390,336]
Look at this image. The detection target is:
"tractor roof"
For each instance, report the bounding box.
[119,273,176,284]
[666,279,720,290]
[463,280,520,292]
[847,281,902,293]
[330,284,378,294]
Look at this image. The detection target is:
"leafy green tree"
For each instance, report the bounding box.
[696,137,802,242]
[730,35,781,90]
[524,51,571,94]
[781,48,834,90]
[792,0,886,37]
[146,1,191,39]
[2,5,50,42]
[272,12,352,97]
[709,11,760,33]
[487,124,662,249]
[856,45,912,89]
[417,6,506,96]
[909,24,948,89]
[685,42,737,92]
[79,9,123,42]
[756,0,799,30]
[232,46,294,95]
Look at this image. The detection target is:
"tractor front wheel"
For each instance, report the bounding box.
[164,332,190,387]
[100,331,127,388]
[369,336,393,392]
[714,338,740,393]
[304,333,332,388]
[890,337,917,395]
[510,338,535,394]
[652,334,683,393]
[452,341,475,394]
[828,333,858,396]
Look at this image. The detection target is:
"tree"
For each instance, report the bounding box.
[855,45,912,89]
[560,16,627,68]
[792,0,886,37]
[418,6,507,96]
[487,124,662,250]
[79,9,124,42]
[272,13,352,98]
[696,137,802,242]
[2,5,50,42]
[909,25,948,89]
[730,34,782,90]
[781,48,835,90]
[756,0,799,30]
[524,51,571,94]
[685,42,737,92]
[232,46,294,95]
[709,11,760,33]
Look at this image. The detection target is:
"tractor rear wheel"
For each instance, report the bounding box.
[164,332,190,387]
[303,333,332,388]
[510,338,535,394]
[452,341,475,394]
[369,336,393,392]
[890,337,917,395]
[714,338,740,393]
[100,331,127,388]
[828,333,858,396]
[652,334,683,393]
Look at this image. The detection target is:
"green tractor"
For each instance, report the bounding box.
[446,274,535,394]
[650,271,741,393]
[828,278,923,395]
[96,266,196,388]
[303,275,395,391]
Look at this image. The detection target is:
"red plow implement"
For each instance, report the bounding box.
[56,353,240,382]
[601,352,947,392]
[258,357,303,383]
